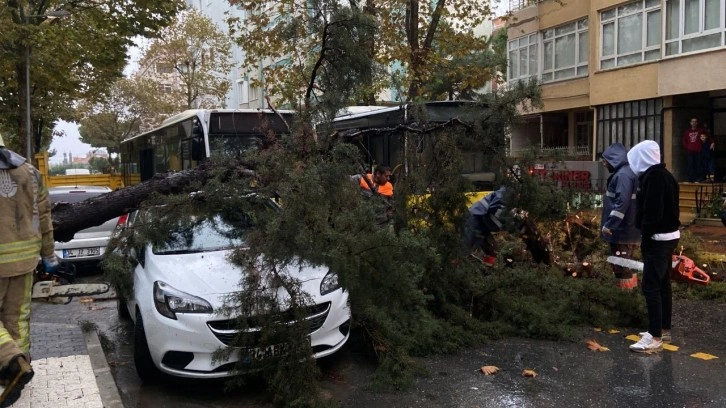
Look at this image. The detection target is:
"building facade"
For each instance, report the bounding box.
[506,0,726,182]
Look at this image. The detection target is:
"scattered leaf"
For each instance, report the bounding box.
[79,297,94,303]
[607,329,620,334]
[593,327,602,332]
[480,365,500,376]
[522,369,537,378]
[586,339,610,352]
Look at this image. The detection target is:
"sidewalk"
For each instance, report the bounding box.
[9,322,123,408]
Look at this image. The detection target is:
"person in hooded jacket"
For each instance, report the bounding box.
[0,134,58,406]
[626,140,680,353]
[600,143,641,290]
[465,186,507,266]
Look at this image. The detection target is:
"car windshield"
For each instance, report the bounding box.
[153,215,249,255]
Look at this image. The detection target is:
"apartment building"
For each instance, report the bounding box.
[506,0,726,182]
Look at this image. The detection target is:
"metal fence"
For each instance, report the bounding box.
[509,0,541,12]
[509,145,592,159]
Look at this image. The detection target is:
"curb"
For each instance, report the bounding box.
[83,328,124,408]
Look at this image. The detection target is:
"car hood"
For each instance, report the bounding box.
[144,249,329,301]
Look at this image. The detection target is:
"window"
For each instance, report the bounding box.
[507,34,538,82]
[541,19,589,82]
[665,0,725,56]
[156,63,174,74]
[575,111,594,152]
[159,84,173,94]
[596,98,663,153]
[601,0,662,69]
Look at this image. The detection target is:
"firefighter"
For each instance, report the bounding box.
[0,134,58,406]
[600,143,641,290]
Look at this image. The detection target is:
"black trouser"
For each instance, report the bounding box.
[641,237,679,338]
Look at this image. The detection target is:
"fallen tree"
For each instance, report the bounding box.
[50,162,255,242]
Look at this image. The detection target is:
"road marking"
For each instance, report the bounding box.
[691,352,718,360]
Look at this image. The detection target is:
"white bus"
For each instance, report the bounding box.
[120,109,294,186]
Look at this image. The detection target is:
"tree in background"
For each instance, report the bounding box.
[77,77,174,155]
[137,9,234,111]
[228,0,497,107]
[0,0,184,157]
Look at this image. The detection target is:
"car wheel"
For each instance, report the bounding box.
[133,311,162,382]
[117,298,131,320]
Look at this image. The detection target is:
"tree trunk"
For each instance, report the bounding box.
[51,164,220,242]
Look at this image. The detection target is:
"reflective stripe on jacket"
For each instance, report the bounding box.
[601,143,640,244]
[0,162,54,277]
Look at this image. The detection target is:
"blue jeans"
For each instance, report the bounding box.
[641,238,679,338]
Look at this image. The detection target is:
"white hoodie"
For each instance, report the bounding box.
[627,140,661,176]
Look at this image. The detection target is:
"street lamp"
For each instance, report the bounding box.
[24,10,71,160]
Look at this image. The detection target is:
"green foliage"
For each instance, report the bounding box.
[474,264,647,338]
[77,77,170,154]
[139,8,234,111]
[0,0,184,155]
[88,156,112,174]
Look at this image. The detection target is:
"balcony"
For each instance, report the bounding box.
[508,0,542,12]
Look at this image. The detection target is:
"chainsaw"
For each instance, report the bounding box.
[607,248,710,286]
[32,262,111,304]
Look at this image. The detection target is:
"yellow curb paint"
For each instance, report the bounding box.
[626,334,640,341]
[663,344,679,352]
[607,329,620,334]
[690,352,718,360]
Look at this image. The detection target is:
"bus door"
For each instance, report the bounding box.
[139,148,155,182]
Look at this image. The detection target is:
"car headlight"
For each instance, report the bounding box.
[153,281,213,320]
[319,270,341,296]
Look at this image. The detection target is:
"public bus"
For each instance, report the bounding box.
[120,109,294,186]
[331,101,496,194]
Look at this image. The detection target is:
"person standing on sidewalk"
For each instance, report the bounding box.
[600,143,641,290]
[0,134,58,406]
[626,140,680,353]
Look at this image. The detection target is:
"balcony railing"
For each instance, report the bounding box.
[509,145,592,160]
[509,0,542,12]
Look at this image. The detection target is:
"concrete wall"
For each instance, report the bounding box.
[659,49,726,96]
[590,63,660,106]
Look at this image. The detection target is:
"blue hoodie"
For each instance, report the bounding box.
[601,143,640,244]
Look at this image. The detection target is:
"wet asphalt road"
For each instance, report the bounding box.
[31,269,726,407]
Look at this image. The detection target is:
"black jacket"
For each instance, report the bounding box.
[635,163,680,239]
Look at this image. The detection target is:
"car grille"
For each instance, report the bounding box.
[207,301,331,346]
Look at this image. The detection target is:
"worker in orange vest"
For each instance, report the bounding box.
[355,165,393,198]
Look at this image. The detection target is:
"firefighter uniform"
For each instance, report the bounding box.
[0,134,57,405]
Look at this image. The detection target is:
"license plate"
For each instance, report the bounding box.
[63,247,101,258]
[246,343,291,361]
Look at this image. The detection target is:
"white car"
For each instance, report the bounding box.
[118,206,351,381]
[49,186,119,266]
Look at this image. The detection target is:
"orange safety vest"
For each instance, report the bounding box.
[359,174,393,197]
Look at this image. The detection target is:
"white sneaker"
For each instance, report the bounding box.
[630,332,663,353]
[639,331,671,343]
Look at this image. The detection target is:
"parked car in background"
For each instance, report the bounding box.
[48,186,120,268]
[116,200,351,381]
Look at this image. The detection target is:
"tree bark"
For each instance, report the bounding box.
[51,164,217,242]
